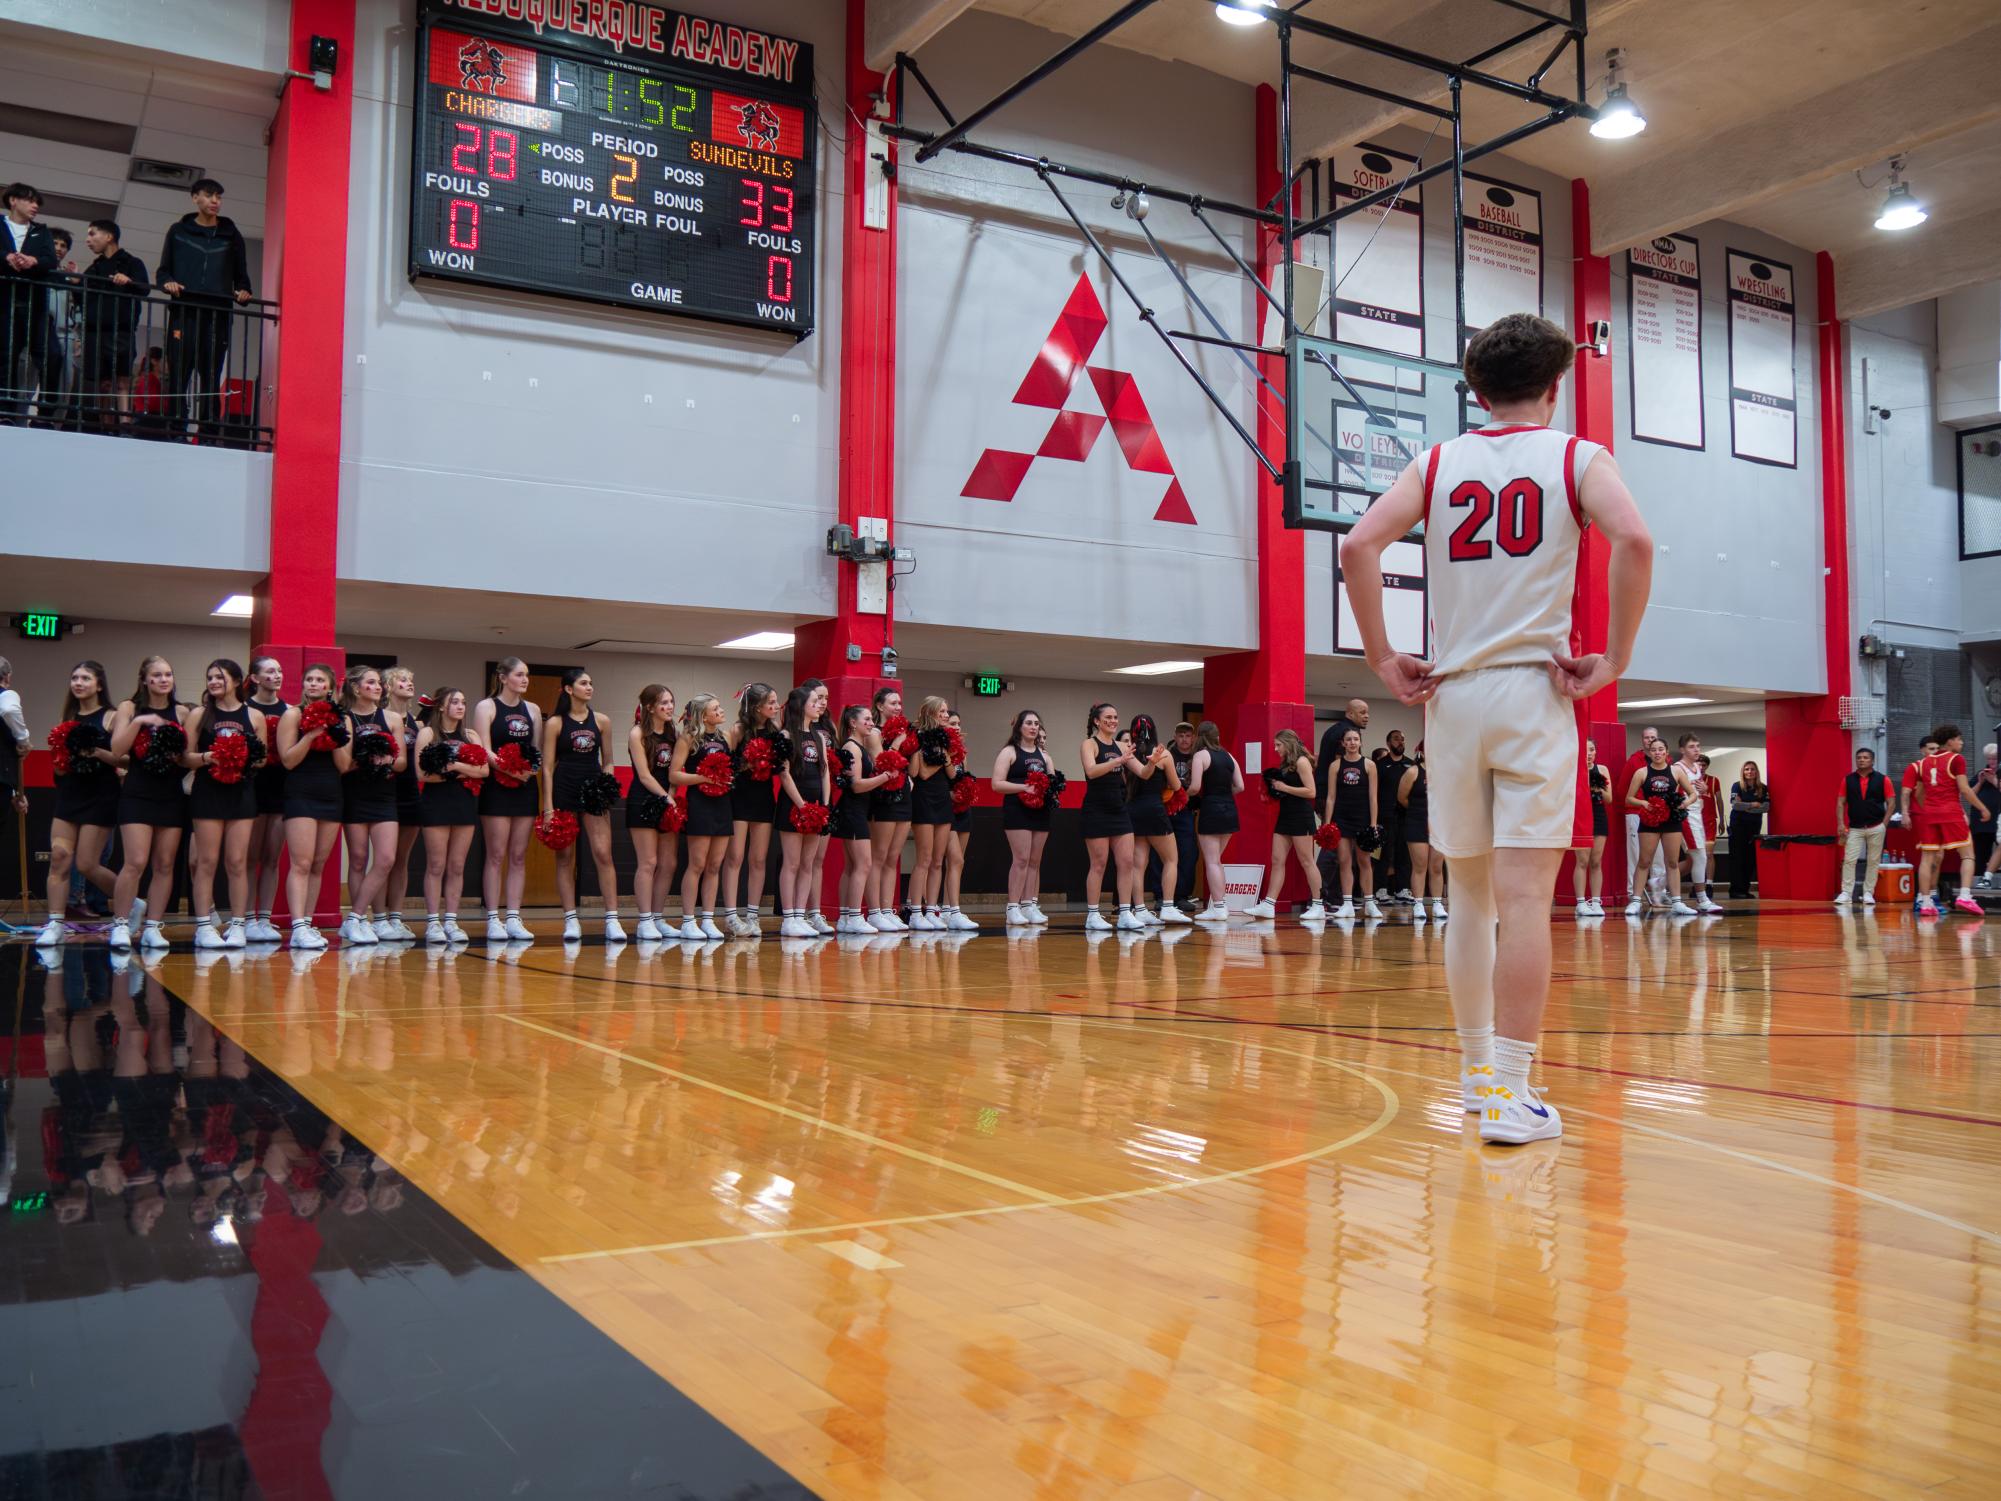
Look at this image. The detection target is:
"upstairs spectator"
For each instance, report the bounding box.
[156,178,253,442]
[1,182,59,422]
[80,219,148,430]
[131,345,167,433]
[35,225,77,428]
[1727,760,1770,899]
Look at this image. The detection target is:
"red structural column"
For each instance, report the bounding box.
[252,0,355,923]
[1568,180,1629,901]
[1762,251,1853,896]
[1203,83,1311,891]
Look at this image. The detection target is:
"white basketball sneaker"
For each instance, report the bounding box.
[1462,1063,1495,1112]
[1243,898,1275,920]
[1024,903,1049,926]
[1478,1083,1563,1145]
[1084,910,1113,932]
[1158,903,1191,924]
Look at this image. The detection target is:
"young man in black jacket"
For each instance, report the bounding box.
[81,219,149,430]
[1,183,59,422]
[156,178,253,442]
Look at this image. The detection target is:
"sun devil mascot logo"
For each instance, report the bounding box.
[457,38,507,92]
[735,99,783,151]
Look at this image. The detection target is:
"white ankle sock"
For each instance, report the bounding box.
[1494,1035,1537,1096]
[1457,1024,1495,1072]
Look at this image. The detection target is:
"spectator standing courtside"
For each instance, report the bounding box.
[1,183,59,422]
[156,178,253,442]
[1834,748,1890,907]
[80,219,148,430]
[1727,760,1770,899]
[1378,728,1415,901]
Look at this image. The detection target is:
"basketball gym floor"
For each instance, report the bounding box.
[7,904,1995,1499]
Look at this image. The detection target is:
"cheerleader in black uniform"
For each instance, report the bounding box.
[1624,740,1691,917]
[867,686,914,931]
[1120,716,1188,926]
[720,682,779,936]
[1322,727,1380,919]
[1397,750,1446,921]
[415,686,486,944]
[907,696,959,931]
[943,710,978,930]
[470,656,542,942]
[185,659,268,949]
[993,709,1052,927]
[275,663,344,950]
[1078,703,1142,931]
[245,655,288,942]
[542,667,624,944]
[1572,738,1609,917]
[830,704,892,934]
[1247,728,1325,922]
[336,667,408,946]
[1189,721,1244,922]
[627,684,679,941]
[109,656,189,952]
[775,680,832,937]
[668,693,733,941]
[378,667,424,941]
[34,660,122,949]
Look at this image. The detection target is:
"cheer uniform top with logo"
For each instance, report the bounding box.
[484,697,539,818]
[831,738,874,841]
[1330,754,1373,839]
[550,709,603,815]
[1197,748,1239,837]
[777,729,828,832]
[1635,765,1681,830]
[53,706,122,828]
[250,695,288,815]
[1419,423,1603,856]
[284,700,345,821]
[1915,751,1973,848]
[1081,736,1132,839]
[869,724,913,824]
[1001,744,1052,832]
[684,730,735,837]
[120,703,190,829]
[421,727,481,828]
[1273,756,1316,837]
[1588,764,1611,837]
[190,701,258,822]
[628,735,678,832]
[342,706,400,825]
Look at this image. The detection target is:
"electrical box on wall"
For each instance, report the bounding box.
[856,516,890,614]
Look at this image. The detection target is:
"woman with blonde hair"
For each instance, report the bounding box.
[720,682,779,936]
[109,656,189,951]
[907,695,966,930]
[337,665,408,946]
[668,692,733,939]
[1189,720,1244,922]
[1246,727,1325,921]
[376,666,425,940]
[626,684,678,940]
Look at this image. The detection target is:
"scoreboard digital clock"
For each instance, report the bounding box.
[408,0,816,337]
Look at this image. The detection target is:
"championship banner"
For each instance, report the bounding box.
[1726,249,1796,468]
[1627,234,1704,450]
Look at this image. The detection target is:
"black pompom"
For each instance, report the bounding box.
[351,726,398,782]
[140,721,188,777]
[1358,824,1385,856]
[916,725,951,767]
[68,720,113,776]
[576,770,624,816]
[1045,769,1069,799]
[630,791,668,828]
[418,741,456,776]
[243,734,267,771]
[764,729,792,765]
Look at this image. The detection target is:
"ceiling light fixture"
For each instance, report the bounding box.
[1873,155,1927,231]
[1111,660,1204,676]
[1215,0,1272,27]
[1589,48,1647,140]
[716,631,795,651]
[1621,696,1710,709]
[211,594,254,618]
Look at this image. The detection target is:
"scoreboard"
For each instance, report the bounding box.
[408,0,816,337]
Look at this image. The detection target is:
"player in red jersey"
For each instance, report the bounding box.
[1910,725,1986,916]
[1342,314,1654,1145]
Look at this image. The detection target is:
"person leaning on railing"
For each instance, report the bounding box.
[156,177,253,443]
[1,182,59,422]
[80,219,149,431]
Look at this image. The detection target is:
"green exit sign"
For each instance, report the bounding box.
[972,674,1005,698]
[11,612,68,641]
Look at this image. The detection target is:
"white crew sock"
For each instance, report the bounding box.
[1494,1035,1537,1098]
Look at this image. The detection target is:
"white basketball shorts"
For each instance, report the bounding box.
[1422,664,1576,858]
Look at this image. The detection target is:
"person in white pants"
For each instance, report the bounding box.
[1673,733,1721,911]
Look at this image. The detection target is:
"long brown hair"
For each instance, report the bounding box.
[1274,728,1305,768]
[424,686,466,733]
[61,659,109,721]
[636,684,671,768]
[203,658,244,710]
[736,681,777,740]
[340,664,380,711]
[299,663,336,703]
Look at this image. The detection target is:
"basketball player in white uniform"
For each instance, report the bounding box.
[1340,314,1653,1144]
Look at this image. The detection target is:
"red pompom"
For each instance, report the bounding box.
[492,743,536,788]
[740,735,776,782]
[791,801,830,835]
[300,699,342,750]
[944,726,967,766]
[696,747,733,796]
[1313,823,1343,851]
[132,727,153,761]
[1020,769,1050,809]
[875,748,909,790]
[207,733,251,784]
[1644,795,1671,826]
[950,774,979,814]
[535,810,581,850]
[657,795,687,833]
[47,720,78,776]
[1164,788,1189,816]
[879,715,914,755]
[454,742,489,768]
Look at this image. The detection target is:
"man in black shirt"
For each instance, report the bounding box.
[1834,747,1890,907]
[1378,728,1416,899]
[1315,697,1369,895]
[156,178,253,442]
[80,219,149,430]
[1975,742,2000,888]
[1,183,59,422]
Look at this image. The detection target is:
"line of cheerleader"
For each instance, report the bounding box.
[31,656,1331,951]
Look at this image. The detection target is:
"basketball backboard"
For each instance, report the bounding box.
[1283,333,1466,533]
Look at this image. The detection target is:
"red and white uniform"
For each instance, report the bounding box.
[1419,424,1604,856]
[1915,751,1972,850]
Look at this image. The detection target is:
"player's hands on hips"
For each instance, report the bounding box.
[1548,652,1620,701]
[1368,653,1438,707]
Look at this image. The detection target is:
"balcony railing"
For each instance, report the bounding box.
[1,275,278,451]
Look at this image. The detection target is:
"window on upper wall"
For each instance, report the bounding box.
[1962,424,2001,559]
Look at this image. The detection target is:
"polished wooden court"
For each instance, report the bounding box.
[158,908,2001,1500]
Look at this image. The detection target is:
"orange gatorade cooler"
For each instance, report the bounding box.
[1876,865,1914,904]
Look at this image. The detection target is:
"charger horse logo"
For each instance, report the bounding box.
[458,38,508,92]
[735,99,783,151]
